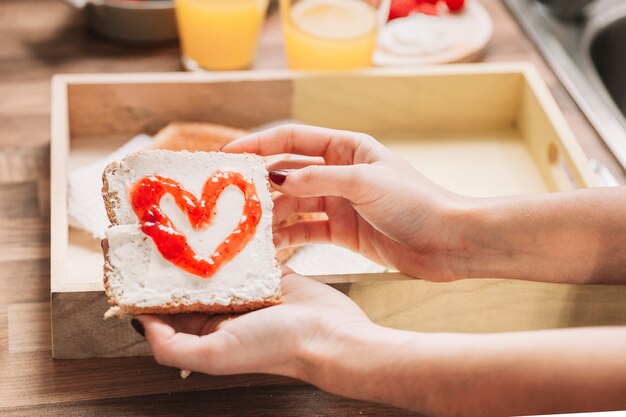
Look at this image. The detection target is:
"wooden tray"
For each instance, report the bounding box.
[51,64,626,364]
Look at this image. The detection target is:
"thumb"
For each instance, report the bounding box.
[268,164,366,200]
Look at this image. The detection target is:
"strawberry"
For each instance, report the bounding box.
[417,0,438,4]
[389,0,417,20]
[444,0,465,13]
[412,2,439,15]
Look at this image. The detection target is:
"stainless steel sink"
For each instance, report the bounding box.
[590,8,626,119]
[505,0,626,172]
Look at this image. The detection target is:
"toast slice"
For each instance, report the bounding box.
[150,121,247,152]
[102,150,282,315]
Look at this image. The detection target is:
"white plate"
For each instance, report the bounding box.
[373,0,493,66]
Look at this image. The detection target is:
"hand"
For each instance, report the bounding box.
[136,270,372,377]
[137,273,626,416]
[223,124,466,281]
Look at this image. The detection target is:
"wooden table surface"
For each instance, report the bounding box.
[1,0,624,416]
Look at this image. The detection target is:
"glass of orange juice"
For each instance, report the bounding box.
[279,0,388,70]
[175,0,269,71]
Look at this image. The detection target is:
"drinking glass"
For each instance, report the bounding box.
[279,0,388,70]
[176,0,270,70]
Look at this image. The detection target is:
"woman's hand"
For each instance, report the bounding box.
[223,124,466,281]
[136,270,372,378]
[224,124,626,284]
[137,270,626,416]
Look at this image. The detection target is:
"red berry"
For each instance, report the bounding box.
[389,0,417,20]
[417,0,438,4]
[413,2,439,15]
[445,0,465,13]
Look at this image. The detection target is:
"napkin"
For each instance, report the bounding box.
[67,134,152,239]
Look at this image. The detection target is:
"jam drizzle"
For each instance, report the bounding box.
[130,171,262,278]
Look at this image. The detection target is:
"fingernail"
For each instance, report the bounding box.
[269,170,288,186]
[131,319,145,337]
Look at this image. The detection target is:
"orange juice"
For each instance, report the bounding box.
[176,0,269,70]
[280,0,379,70]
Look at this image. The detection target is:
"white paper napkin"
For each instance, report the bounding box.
[67,134,153,239]
[286,244,387,275]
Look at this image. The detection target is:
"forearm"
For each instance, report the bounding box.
[449,187,626,283]
[297,324,626,416]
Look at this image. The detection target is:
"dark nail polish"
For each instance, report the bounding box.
[131,319,145,337]
[269,170,287,186]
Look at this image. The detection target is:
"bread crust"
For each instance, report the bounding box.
[276,246,299,264]
[150,122,246,153]
[109,298,282,316]
[102,161,120,226]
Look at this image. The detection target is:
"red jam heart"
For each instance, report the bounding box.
[129,171,262,278]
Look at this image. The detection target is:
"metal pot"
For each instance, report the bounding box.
[73,0,178,43]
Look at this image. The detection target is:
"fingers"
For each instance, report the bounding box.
[267,156,325,172]
[274,220,332,249]
[222,124,375,164]
[269,164,366,200]
[273,194,325,225]
[138,315,232,374]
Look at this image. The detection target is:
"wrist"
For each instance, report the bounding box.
[294,318,482,414]
[294,320,387,393]
[433,193,490,280]
[294,319,372,384]
[443,196,513,279]
[294,319,439,411]
[443,195,563,281]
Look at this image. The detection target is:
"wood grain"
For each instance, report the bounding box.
[351,278,626,332]
[0,349,296,408]
[0,0,624,415]
[67,80,293,137]
[8,303,50,353]
[0,385,417,417]
[292,69,522,132]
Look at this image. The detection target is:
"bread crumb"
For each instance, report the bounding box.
[103,306,129,319]
[180,369,192,379]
